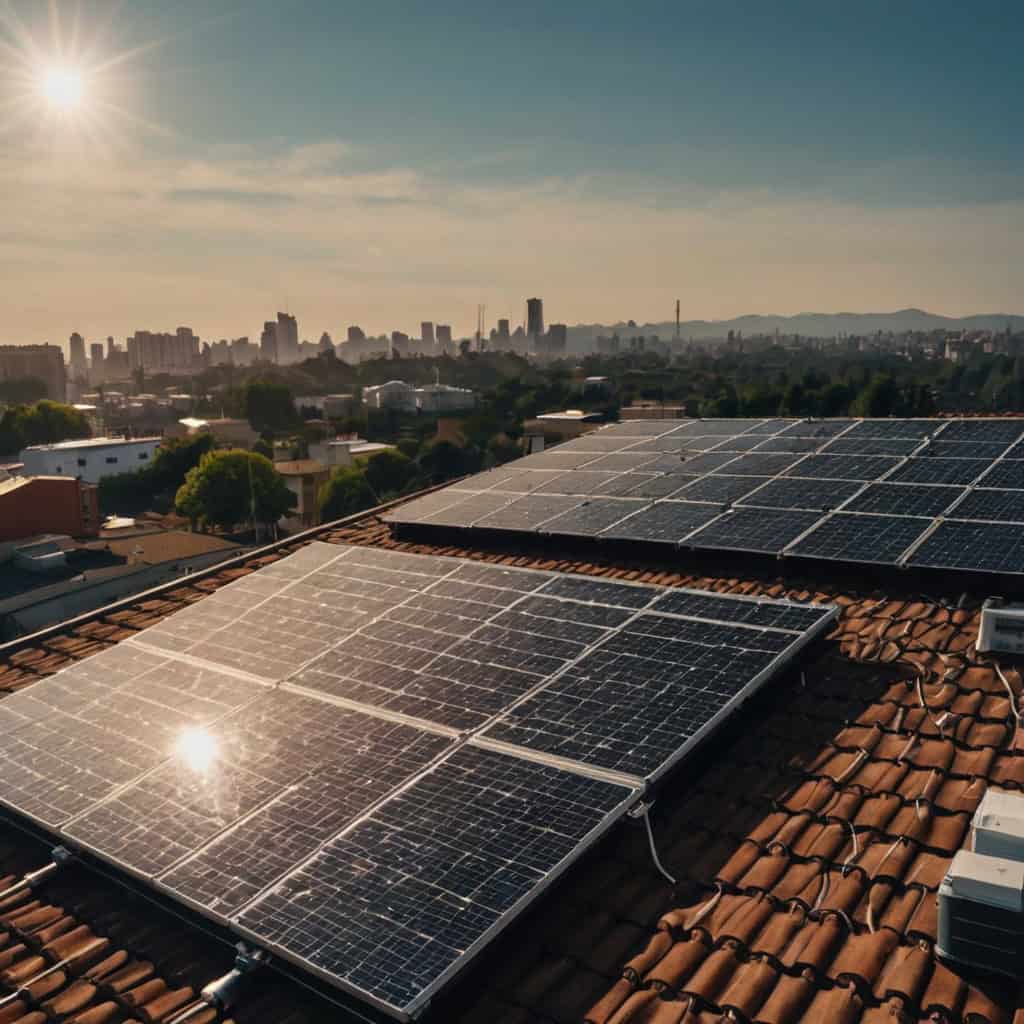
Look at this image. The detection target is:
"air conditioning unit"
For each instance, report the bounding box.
[973,789,1024,863]
[977,598,1024,654]
[937,849,1024,978]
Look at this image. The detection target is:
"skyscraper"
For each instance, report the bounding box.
[260,321,278,362]
[527,298,544,339]
[0,345,66,400]
[347,325,366,343]
[69,332,87,379]
[421,321,435,346]
[89,343,104,383]
[435,325,452,348]
[497,319,510,339]
[276,312,299,364]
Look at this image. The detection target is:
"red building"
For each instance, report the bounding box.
[0,475,100,542]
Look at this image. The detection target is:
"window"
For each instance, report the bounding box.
[78,458,87,467]
[55,466,62,473]
[138,452,149,460]
[105,457,118,464]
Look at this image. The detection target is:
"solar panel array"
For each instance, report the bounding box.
[0,542,835,1020]
[386,417,1024,576]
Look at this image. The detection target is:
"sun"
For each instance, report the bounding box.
[40,67,84,112]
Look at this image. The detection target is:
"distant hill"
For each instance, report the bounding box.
[567,309,1024,348]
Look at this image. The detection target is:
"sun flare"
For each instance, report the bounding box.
[39,66,84,112]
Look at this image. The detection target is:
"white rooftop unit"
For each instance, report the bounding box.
[972,788,1024,863]
[978,599,1024,654]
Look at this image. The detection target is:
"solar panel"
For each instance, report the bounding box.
[707,435,766,452]
[618,473,691,498]
[778,420,851,438]
[581,451,662,472]
[0,540,838,1019]
[473,493,582,531]
[598,419,690,436]
[589,471,665,497]
[683,418,763,434]
[842,483,965,518]
[671,474,771,504]
[630,433,716,454]
[917,440,1010,461]
[787,513,932,564]
[509,450,601,471]
[947,488,1024,523]
[481,602,833,780]
[887,458,991,486]
[674,451,744,474]
[598,499,723,544]
[821,438,922,456]
[907,520,1024,574]
[744,418,797,434]
[754,436,827,453]
[783,454,901,481]
[234,747,635,1019]
[686,507,823,554]
[938,419,1024,443]
[414,491,515,527]
[978,461,1024,489]
[536,497,650,536]
[738,477,862,511]
[532,470,620,495]
[840,419,941,439]
[709,452,807,477]
[485,469,567,493]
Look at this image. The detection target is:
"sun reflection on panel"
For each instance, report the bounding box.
[175,726,220,774]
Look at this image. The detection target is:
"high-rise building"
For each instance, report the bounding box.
[89,343,105,384]
[435,324,452,347]
[0,345,66,400]
[276,312,299,364]
[547,323,568,353]
[390,331,410,356]
[126,328,200,373]
[260,321,278,362]
[420,322,435,347]
[318,331,334,353]
[347,325,366,343]
[527,298,544,339]
[106,336,116,358]
[68,332,87,379]
[497,319,510,339]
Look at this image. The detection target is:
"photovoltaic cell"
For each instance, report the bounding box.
[842,483,965,518]
[887,458,991,486]
[821,438,922,456]
[783,454,901,481]
[599,500,723,544]
[787,513,931,563]
[947,489,1024,524]
[473,494,581,531]
[686,508,823,554]
[841,419,941,439]
[778,420,851,438]
[532,470,620,495]
[581,451,662,472]
[673,451,743,474]
[754,436,826,453]
[738,477,862,511]
[938,420,1024,444]
[415,491,514,527]
[622,473,698,498]
[649,589,831,631]
[234,747,633,1018]
[745,418,797,434]
[978,461,1024,489]
[908,521,1024,574]
[671,475,769,504]
[536,498,650,536]
[917,441,1010,461]
[709,452,807,477]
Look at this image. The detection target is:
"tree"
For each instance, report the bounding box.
[852,374,900,417]
[244,380,299,433]
[362,449,416,499]
[318,467,376,521]
[175,450,295,530]
[420,440,475,483]
[149,433,215,492]
[252,437,274,460]
[0,400,91,455]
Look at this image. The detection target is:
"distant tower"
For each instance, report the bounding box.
[527,298,544,339]
[421,321,435,346]
[675,299,680,341]
[68,332,87,379]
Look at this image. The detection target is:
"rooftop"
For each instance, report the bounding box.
[20,436,160,453]
[0,483,1021,1023]
[272,459,328,476]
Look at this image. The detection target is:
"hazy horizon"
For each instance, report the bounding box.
[4,1,1024,344]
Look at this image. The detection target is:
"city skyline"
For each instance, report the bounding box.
[3,1,1024,343]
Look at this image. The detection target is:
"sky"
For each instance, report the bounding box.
[2,0,1024,345]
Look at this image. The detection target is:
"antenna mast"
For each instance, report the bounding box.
[675,299,680,341]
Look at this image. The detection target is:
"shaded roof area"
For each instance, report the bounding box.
[0,508,1022,1024]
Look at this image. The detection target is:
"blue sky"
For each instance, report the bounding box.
[3,0,1023,342]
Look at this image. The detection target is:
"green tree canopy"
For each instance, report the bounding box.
[149,433,215,491]
[175,450,295,530]
[361,449,416,499]
[244,380,299,433]
[0,400,92,455]
[420,440,477,483]
[318,467,376,521]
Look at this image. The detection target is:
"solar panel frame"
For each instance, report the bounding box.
[978,460,1024,489]
[782,454,902,481]
[936,419,1024,444]
[916,440,1011,461]
[535,497,652,537]
[671,474,772,505]
[685,507,824,554]
[598,499,725,544]
[886,458,992,486]
[737,477,863,511]
[841,482,966,518]
[906,520,1024,574]
[943,488,1024,524]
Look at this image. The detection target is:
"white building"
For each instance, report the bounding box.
[309,438,396,468]
[363,380,416,412]
[18,437,161,484]
[413,383,476,413]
